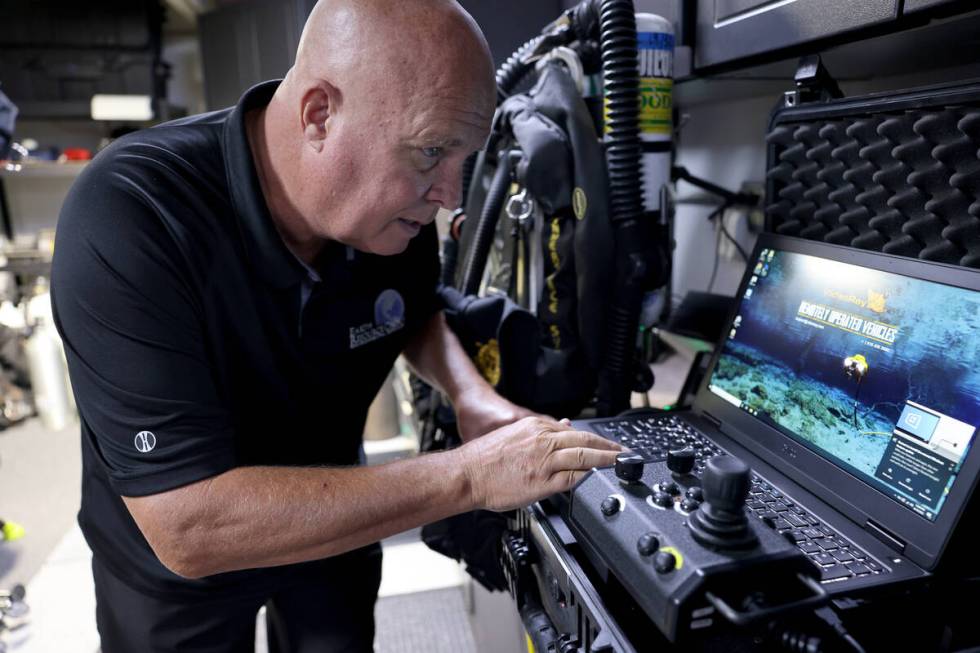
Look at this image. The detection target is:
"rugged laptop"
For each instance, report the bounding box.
[580,232,980,593]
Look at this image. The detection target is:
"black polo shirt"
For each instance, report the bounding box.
[51,81,439,597]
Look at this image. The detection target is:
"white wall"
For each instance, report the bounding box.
[671,94,774,299]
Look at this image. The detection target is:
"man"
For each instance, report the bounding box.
[51,1,621,651]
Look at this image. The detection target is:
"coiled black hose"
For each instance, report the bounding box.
[461,155,513,296]
[597,0,643,226]
[592,0,647,416]
[496,36,545,101]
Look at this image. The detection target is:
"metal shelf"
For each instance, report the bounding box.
[0,162,89,179]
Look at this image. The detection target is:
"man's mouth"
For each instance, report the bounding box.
[397,217,423,232]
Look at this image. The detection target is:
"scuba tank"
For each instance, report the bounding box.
[24,281,75,431]
[636,12,674,333]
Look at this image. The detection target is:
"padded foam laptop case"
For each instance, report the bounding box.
[765,79,980,269]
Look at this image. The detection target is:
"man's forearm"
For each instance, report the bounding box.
[124,448,472,579]
[402,311,493,403]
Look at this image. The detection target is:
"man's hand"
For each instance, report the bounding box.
[455,416,624,512]
[453,384,537,441]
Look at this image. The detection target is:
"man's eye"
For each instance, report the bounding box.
[421,147,443,159]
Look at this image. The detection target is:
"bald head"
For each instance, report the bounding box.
[290,0,495,113]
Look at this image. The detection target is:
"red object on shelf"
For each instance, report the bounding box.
[61,148,92,161]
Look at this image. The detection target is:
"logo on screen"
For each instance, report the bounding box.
[867,289,886,313]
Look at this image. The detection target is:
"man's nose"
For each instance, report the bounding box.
[428,161,465,210]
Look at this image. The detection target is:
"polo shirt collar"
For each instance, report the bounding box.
[222,80,307,289]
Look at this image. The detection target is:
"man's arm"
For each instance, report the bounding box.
[402,311,534,440]
[124,313,620,581]
[124,416,620,579]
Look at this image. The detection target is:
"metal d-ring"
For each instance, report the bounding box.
[505,188,535,225]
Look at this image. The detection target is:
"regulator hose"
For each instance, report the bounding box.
[446,35,538,287]
[440,152,479,285]
[440,231,460,287]
[591,0,647,416]
[461,154,514,296]
[460,152,477,206]
[496,36,545,101]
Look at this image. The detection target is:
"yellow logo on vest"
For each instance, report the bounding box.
[475,339,501,387]
[572,187,587,220]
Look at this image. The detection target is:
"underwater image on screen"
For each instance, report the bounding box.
[709,248,980,520]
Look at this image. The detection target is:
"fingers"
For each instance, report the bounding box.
[544,429,625,452]
[545,446,621,475]
[548,469,588,494]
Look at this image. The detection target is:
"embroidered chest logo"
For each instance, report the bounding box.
[135,431,157,453]
[349,289,405,349]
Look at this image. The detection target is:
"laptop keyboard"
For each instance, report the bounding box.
[594,415,724,471]
[592,415,889,584]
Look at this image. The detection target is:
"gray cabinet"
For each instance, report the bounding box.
[199,0,314,110]
[903,0,961,13]
[461,0,562,69]
[695,0,898,70]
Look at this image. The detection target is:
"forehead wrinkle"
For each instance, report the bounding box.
[405,102,491,139]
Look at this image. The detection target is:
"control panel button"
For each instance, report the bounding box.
[662,481,681,496]
[652,491,673,508]
[680,498,701,512]
[600,495,622,516]
[654,550,677,573]
[685,486,704,501]
[637,532,660,556]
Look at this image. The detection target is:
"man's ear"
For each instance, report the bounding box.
[300,81,340,153]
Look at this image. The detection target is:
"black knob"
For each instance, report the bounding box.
[701,455,751,511]
[654,550,677,573]
[615,452,645,483]
[685,486,704,501]
[667,446,696,476]
[652,491,673,508]
[637,532,660,556]
[600,495,621,516]
[681,498,701,512]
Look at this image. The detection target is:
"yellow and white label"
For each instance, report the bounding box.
[640,77,673,136]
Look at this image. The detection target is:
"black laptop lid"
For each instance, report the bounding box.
[694,233,980,570]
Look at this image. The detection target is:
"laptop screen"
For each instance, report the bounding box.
[707,246,980,522]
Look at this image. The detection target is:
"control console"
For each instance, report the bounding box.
[568,450,826,642]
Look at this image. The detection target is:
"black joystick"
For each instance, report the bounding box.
[667,446,696,477]
[615,452,645,483]
[688,455,758,550]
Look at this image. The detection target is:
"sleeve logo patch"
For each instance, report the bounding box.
[135,431,157,453]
